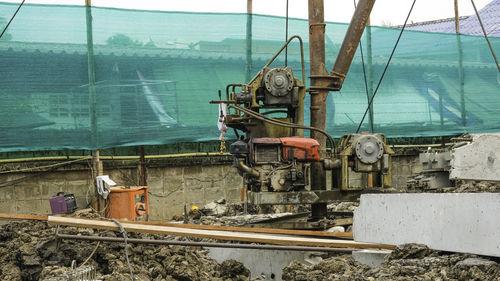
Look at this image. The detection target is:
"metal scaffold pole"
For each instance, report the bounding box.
[245,0,253,83]
[455,0,467,127]
[85,0,104,214]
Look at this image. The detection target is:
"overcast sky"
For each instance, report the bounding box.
[1,0,491,26]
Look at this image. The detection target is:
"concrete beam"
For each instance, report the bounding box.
[450,134,500,181]
[207,247,321,281]
[354,193,500,257]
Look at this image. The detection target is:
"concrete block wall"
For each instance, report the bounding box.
[144,164,244,220]
[0,152,419,220]
[391,154,422,188]
[0,170,93,215]
[0,159,243,221]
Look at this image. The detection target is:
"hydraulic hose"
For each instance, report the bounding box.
[228,105,336,150]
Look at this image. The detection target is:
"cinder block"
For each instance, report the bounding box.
[183,178,208,192]
[63,171,86,181]
[147,196,165,221]
[164,167,183,177]
[37,199,52,214]
[201,165,223,180]
[223,172,244,190]
[183,166,202,175]
[226,188,243,203]
[147,177,163,193]
[0,200,11,212]
[147,167,163,181]
[22,185,40,200]
[203,187,225,203]
[163,176,183,192]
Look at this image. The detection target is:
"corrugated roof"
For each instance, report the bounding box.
[443,0,500,36]
[405,17,467,33]
[405,0,500,37]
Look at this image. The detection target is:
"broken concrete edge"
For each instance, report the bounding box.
[352,249,393,267]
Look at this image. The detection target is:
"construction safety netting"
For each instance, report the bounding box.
[0,2,499,152]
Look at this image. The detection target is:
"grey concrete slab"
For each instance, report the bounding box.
[450,134,500,181]
[352,249,392,267]
[207,247,322,281]
[354,193,500,257]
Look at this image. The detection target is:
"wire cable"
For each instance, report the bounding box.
[79,241,100,267]
[229,105,336,149]
[470,0,500,73]
[0,0,25,40]
[0,159,88,189]
[0,158,87,174]
[100,217,135,281]
[355,0,417,133]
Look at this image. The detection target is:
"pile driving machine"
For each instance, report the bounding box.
[211,0,393,217]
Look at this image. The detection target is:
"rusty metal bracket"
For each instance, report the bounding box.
[307,74,341,92]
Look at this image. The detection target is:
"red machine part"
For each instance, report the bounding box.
[280,137,320,161]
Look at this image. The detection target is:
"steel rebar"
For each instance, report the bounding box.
[56,233,357,253]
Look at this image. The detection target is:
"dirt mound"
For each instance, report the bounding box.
[0,220,250,281]
[282,244,500,281]
[454,181,500,193]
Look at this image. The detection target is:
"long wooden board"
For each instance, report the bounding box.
[49,216,394,250]
[0,213,48,221]
[0,213,353,239]
[126,220,353,239]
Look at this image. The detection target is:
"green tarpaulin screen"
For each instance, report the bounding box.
[0,2,499,152]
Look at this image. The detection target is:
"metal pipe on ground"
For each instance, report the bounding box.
[55,233,357,253]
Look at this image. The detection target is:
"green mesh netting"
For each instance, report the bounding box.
[0,2,499,152]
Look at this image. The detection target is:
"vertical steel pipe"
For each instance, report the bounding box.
[307,0,375,219]
[308,0,328,219]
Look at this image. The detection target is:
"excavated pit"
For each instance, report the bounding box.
[1,183,499,281]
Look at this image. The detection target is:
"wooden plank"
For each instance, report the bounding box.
[48,216,393,250]
[0,213,353,238]
[0,213,48,221]
[333,218,354,226]
[126,220,354,239]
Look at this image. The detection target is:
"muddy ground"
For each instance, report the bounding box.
[1,219,499,281]
[283,244,500,281]
[0,197,498,281]
[0,220,250,281]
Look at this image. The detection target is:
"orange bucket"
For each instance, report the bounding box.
[105,186,149,221]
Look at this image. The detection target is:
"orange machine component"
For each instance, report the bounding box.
[105,186,149,221]
[280,137,320,161]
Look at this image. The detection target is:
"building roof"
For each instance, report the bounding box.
[405,0,500,36]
